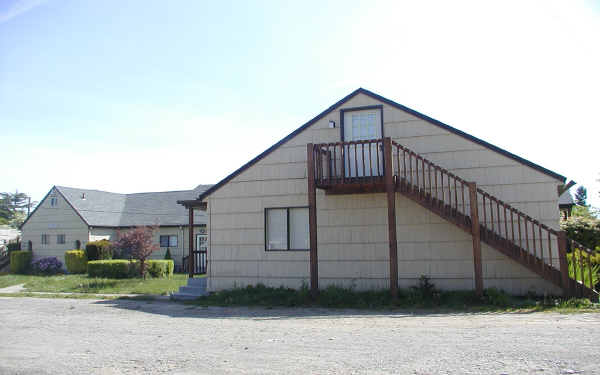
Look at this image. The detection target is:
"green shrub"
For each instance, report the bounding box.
[561,215,600,252]
[557,298,593,308]
[10,251,32,274]
[164,248,172,260]
[87,259,173,278]
[7,241,21,253]
[85,240,113,261]
[65,250,87,274]
[88,260,137,278]
[408,275,440,302]
[147,260,174,278]
[567,249,599,289]
[482,287,510,306]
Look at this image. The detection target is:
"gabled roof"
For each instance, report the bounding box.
[21,185,212,229]
[195,88,566,202]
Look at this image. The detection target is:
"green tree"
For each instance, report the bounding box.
[574,186,587,206]
[0,190,37,228]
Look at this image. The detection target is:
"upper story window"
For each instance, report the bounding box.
[57,234,66,244]
[50,197,58,207]
[41,234,50,245]
[159,235,178,248]
[265,207,309,251]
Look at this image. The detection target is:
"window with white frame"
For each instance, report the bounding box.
[41,234,50,245]
[265,207,309,251]
[159,235,177,247]
[57,234,66,244]
[50,196,58,207]
[351,112,377,141]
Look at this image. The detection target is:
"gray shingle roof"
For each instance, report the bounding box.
[55,185,211,227]
[559,190,575,206]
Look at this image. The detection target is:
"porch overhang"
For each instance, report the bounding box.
[177,200,207,210]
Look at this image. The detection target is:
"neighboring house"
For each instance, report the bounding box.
[20,185,211,267]
[179,87,595,298]
[0,225,20,245]
[558,190,575,219]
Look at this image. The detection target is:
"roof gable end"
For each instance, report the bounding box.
[19,186,89,229]
[196,88,565,202]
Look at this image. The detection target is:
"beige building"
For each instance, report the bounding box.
[180,88,596,298]
[20,185,209,268]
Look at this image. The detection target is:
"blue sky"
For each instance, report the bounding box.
[1,0,599,208]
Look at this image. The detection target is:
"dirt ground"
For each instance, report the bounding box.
[0,297,599,374]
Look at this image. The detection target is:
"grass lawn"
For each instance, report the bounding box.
[0,273,191,295]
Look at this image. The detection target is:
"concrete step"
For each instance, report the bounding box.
[179,286,208,295]
[187,278,207,287]
[170,292,202,301]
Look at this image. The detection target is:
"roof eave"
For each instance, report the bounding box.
[177,200,208,210]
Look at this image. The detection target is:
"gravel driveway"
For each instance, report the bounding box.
[0,297,598,374]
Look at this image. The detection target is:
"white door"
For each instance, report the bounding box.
[343,110,383,177]
[196,234,207,252]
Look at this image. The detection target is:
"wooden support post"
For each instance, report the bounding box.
[307,143,319,297]
[557,231,570,297]
[188,207,194,279]
[468,182,483,296]
[383,138,398,297]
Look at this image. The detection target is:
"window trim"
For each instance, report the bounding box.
[41,234,49,245]
[264,206,309,252]
[57,234,66,244]
[339,105,384,142]
[159,235,178,248]
[50,196,58,207]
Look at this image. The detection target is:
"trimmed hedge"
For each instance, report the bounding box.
[10,251,32,274]
[88,260,135,278]
[65,250,88,274]
[85,240,113,261]
[147,260,174,278]
[87,259,174,279]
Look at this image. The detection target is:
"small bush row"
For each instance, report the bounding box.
[87,260,174,279]
[10,251,63,275]
[11,249,173,279]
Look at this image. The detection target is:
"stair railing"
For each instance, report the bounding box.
[391,140,597,297]
[391,140,471,228]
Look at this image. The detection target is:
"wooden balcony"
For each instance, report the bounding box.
[311,138,387,194]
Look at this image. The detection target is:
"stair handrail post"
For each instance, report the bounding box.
[468,182,483,296]
[307,143,319,298]
[383,137,399,298]
[188,206,195,278]
[557,231,571,297]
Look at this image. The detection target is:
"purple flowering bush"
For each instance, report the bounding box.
[31,257,63,275]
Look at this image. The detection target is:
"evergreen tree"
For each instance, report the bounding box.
[0,190,36,228]
[575,186,588,206]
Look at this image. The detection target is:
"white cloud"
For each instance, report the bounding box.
[0,0,47,24]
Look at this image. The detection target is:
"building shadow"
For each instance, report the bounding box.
[92,297,543,320]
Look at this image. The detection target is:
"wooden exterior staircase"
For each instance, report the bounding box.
[308,137,599,300]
